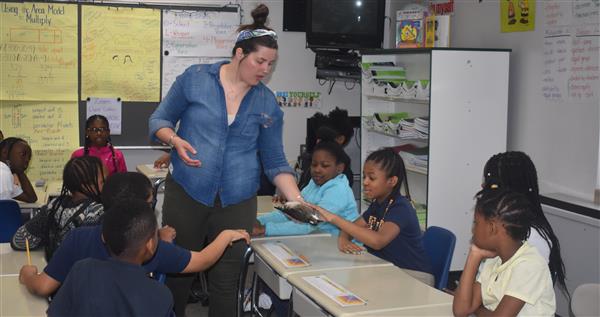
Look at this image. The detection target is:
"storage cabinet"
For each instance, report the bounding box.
[360,48,510,270]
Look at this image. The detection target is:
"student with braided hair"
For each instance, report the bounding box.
[11,156,106,260]
[72,114,127,176]
[482,151,568,295]
[453,188,556,317]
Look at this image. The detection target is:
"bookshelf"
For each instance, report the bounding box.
[360,48,510,270]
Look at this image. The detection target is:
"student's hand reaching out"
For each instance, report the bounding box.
[224,229,251,245]
[338,237,365,255]
[153,153,170,169]
[302,202,336,223]
[159,225,176,243]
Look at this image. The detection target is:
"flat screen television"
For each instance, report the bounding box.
[306,0,385,49]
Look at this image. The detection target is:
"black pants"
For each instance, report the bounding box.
[162,174,256,317]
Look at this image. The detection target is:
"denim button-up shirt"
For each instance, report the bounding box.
[149,61,293,207]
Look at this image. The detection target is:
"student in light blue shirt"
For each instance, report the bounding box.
[253,141,359,237]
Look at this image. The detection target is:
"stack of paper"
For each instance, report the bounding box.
[398,147,429,171]
[398,117,429,139]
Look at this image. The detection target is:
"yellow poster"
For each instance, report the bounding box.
[0,2,78,101]
[501,0,536,33]
[81,6,160,102]
[0,100,79,181]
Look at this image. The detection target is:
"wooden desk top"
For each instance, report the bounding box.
[136,164,168,179]
[0,275,48,316]
[1,243,46,275]
[251,235,391,278]
[18,187,48,210]
[0,243,48,316]
[352,303,453,316]
[288,266,453,317]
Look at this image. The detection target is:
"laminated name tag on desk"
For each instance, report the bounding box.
[263,242,310,268]
[303,275,367,307]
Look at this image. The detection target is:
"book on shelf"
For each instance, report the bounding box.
[424,14,451,48]
[396,10,426,48]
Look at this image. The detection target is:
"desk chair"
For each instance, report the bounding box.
[152,178,166,211]
[0,200,23,243]
[237,246,255,317]
[423,226,456,290]
[571,283,600,317]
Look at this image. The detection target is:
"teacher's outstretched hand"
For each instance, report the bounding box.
[171,135,200,167]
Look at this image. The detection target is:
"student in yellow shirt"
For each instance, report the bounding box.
[453,188,556,317]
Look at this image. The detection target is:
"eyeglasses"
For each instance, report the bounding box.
[87,127,109,133]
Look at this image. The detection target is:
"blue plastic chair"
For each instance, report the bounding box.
[0,200,23,243]
[422,226,456,290]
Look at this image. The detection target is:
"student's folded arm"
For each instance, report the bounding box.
[331,215,399,250]
[453,250,484,317]
[11,209,50,250]
[474,295,525,317]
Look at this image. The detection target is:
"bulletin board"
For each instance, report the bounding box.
[0,1,240,180]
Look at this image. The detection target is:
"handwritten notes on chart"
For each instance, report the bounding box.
[542,1,599,102]
[0,2,78,101]
[163,10,239,57]
[161,9,239,97]
[1,101,79,181]
[82,6,160,102]
[162,56,222,98]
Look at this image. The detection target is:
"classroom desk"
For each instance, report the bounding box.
[0,243,46,275]
[136,164,168,181]
[17,186,48,210]
[0,276,48,316]
[288,266,453,317]
[0,243,48,316]
[251,235,392,300]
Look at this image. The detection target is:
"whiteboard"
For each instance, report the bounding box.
[163,10,240,57]
[450,1,599,201]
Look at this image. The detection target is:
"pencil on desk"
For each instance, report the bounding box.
[25,238,32,265]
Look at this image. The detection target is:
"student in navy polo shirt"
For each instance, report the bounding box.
[47,199,174,316]
[19,172,250,298]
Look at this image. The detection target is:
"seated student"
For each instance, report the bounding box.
[453,189,556,317]
[306,148,433,285]
[253,141,358,237]
[482,151,568,295]
[47,199,173,317]
[0,137,37,203]
[72,114,127,177]
[11,156,105,259]
[297,108,355,189]
[18,171,249,297]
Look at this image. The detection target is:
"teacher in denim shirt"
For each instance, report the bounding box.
[149,5,301,317]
